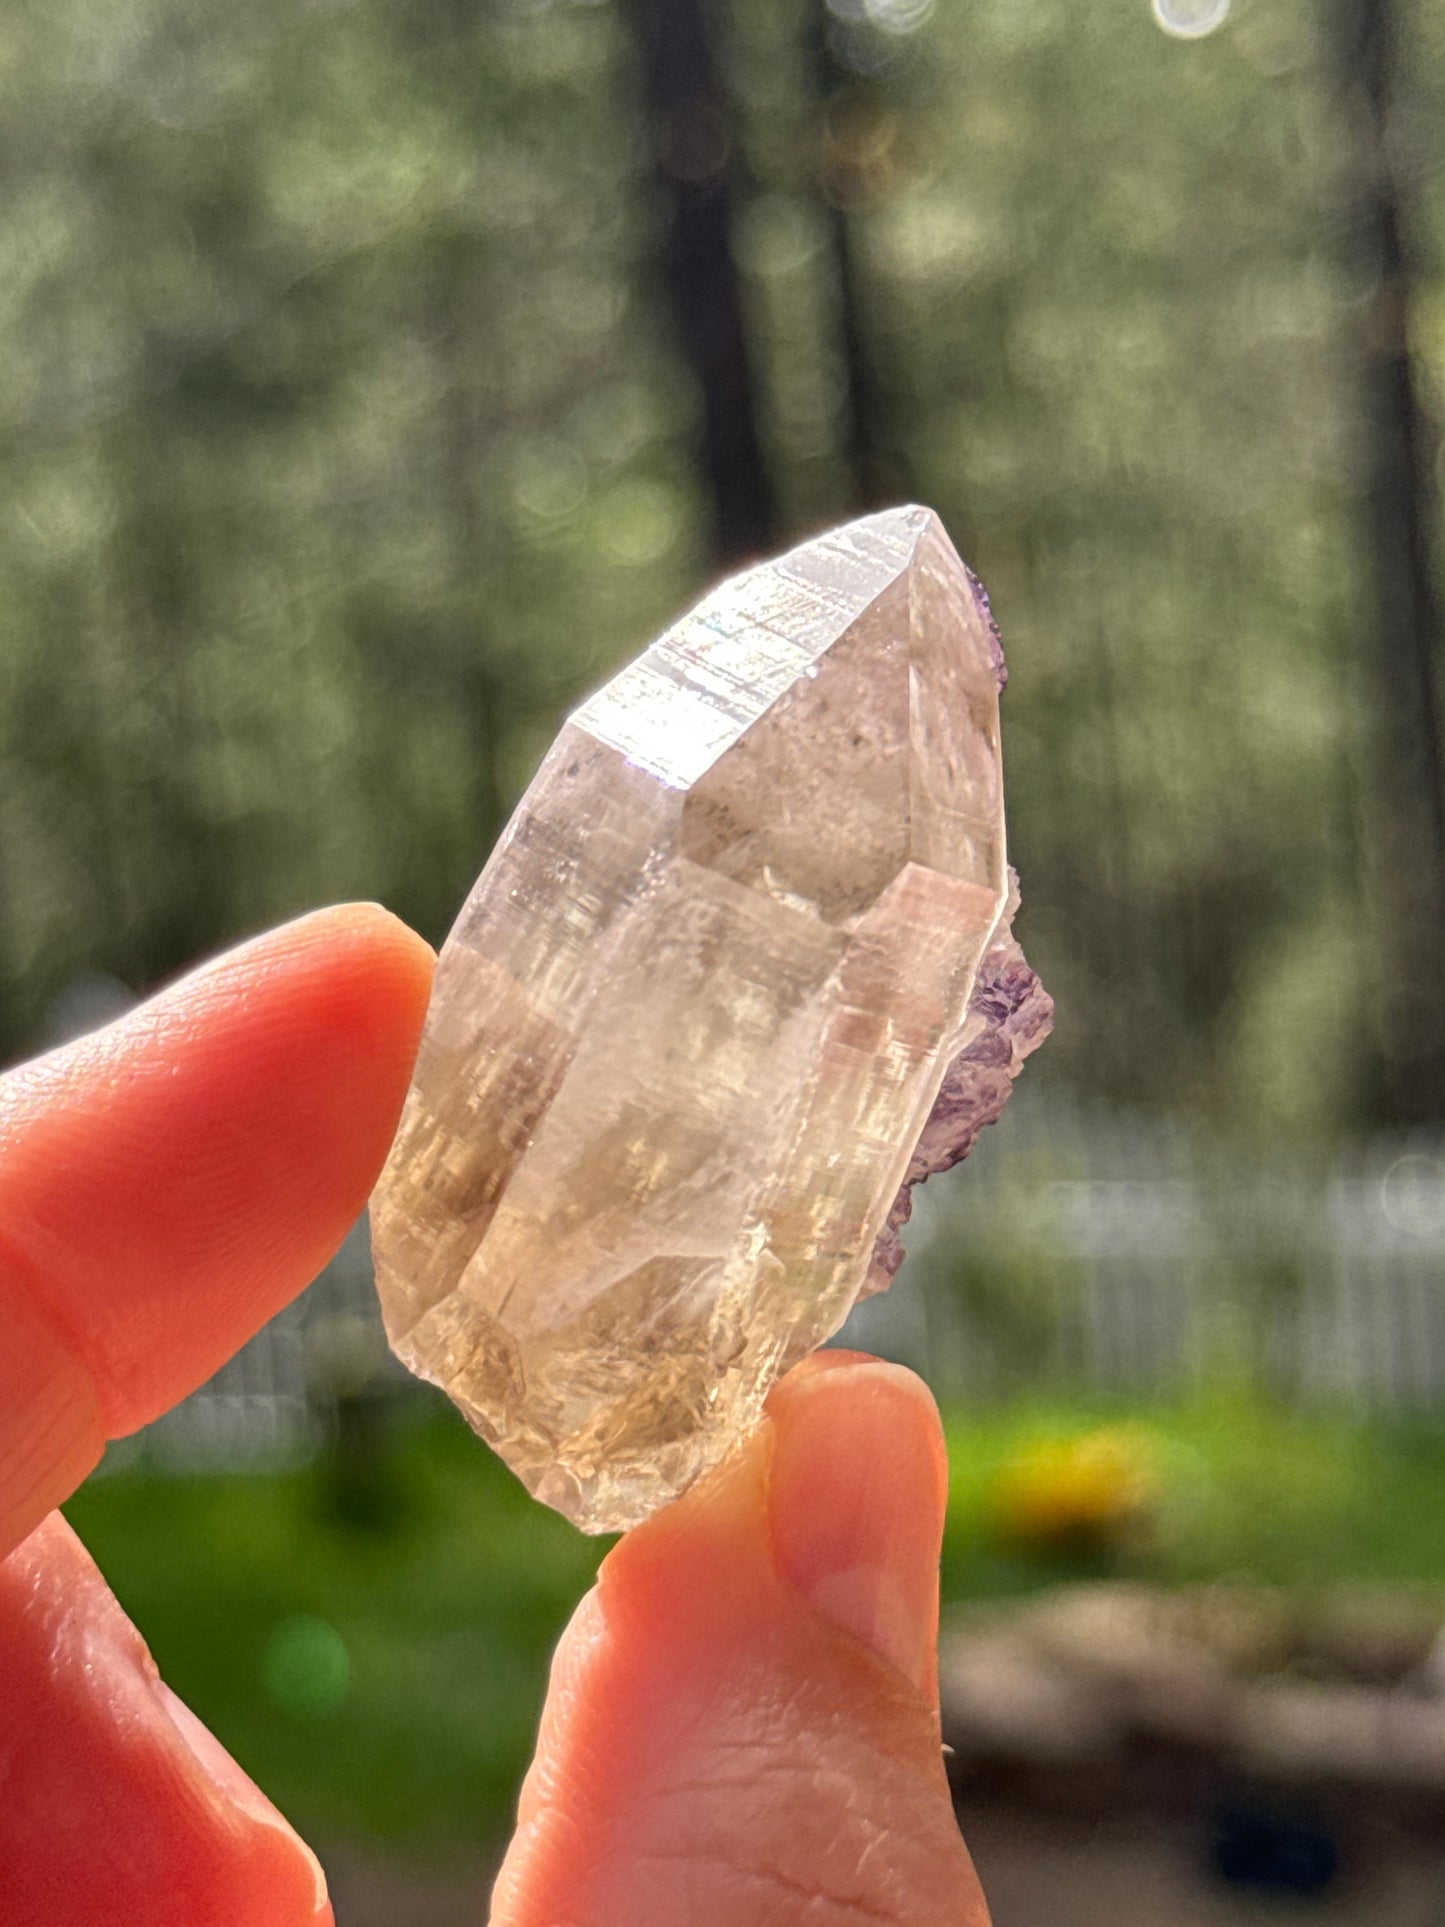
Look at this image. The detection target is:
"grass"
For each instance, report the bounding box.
[63,1389,1445,1853]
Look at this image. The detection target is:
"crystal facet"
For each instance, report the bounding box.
[370,507,1048,1531]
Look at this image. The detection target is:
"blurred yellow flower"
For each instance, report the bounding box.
[990,1426,1158,1556]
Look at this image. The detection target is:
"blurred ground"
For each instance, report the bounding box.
[321,1845,499,1927]
[317,1817,1445,1927]
[964,1809,1445,1927]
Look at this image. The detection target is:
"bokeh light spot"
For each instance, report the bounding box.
[262,1615,351,1719]
[1379,1155,1445,1239]
[511,441,589,523]
[1152,0,1231,39]
[601,479,681,567]
[865,0,934,34]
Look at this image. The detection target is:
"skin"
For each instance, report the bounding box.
[0,904,991,1927]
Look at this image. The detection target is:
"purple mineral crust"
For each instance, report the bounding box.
[964,564,1008,694]
[863,871,1053,1298]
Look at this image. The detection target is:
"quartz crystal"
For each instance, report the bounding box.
[370,507,1050,1532]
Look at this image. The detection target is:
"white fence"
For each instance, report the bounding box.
[848,1096,1445,1408]
[112,1098,1445,1473]
[104,1220,392,1473]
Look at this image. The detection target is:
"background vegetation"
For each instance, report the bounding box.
[4,0,1443,1138]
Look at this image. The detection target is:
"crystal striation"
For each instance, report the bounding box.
[370,507,1049,1532]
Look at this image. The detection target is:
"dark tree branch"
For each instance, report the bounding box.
[805,5,901,511]
[1332,0,1445,1123]
[627,0,775,566]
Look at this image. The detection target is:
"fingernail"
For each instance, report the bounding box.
[767,1358,947,1696]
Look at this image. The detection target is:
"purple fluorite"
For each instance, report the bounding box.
[864,873,1054,1296]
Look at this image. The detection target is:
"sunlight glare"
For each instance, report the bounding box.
[1152,0,1231,39]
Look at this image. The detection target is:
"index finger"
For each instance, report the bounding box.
[0,903,433,1557]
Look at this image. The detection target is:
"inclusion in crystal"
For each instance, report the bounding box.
[370,507,1049,1531]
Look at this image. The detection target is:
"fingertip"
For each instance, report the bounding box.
[166,902,435,1040]
[0,902,436,1447]
[294,901,435,971]
[767,1350,944,1436]
[766,1345,880,1393]
[202,902,435,1195]
[259,899,437,991]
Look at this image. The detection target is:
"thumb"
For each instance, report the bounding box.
[490,1353,989,1927]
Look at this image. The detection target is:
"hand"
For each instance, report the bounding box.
[0,907,989,1927]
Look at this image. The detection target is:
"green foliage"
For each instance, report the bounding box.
[0,0,705,1049]
[17,1,1445,1873]
[1,0,1441,1126]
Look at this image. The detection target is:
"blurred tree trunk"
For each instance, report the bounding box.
[434,249,505,861]
[805,2,896,511]
[1332,0,1445,1124]
[628,0,775,565]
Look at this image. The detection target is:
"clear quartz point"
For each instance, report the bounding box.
[370,506,1049,1531]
